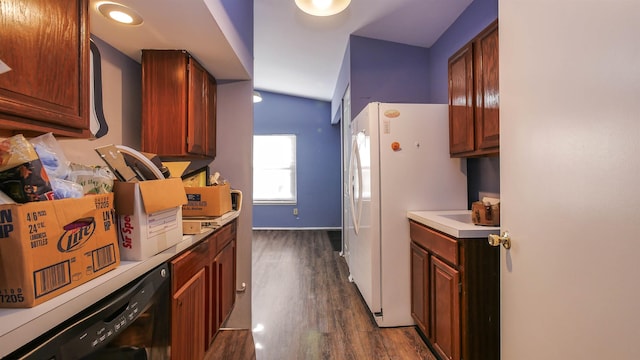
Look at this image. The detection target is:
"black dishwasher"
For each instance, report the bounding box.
[6,263,171,360]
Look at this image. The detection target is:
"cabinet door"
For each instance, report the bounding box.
[141,50,189,155]
[431,256,460,360]
[171,239,208,358]
[207,236,219,349]
[172,269,206,360]
[141,50,217,158]
[0,0,90,137]
[474,21,500,151]
[207,222,236,347]
[448,44,475,155]
[410,242,430,336]
[188,59,208,155]
[216,240,236,328]
[205,74,217,158]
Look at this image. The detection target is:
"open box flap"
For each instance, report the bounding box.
[138,178,187,214]
[113,181,136,215]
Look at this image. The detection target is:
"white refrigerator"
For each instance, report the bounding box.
[345,102,467,327]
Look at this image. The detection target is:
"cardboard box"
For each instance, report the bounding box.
[113,178,187,261]
[0,194,120,308]
[471,201,500,226]
[182,219,216,235]
[182,183,232,217]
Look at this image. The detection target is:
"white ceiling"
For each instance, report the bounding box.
[90,0,473,101]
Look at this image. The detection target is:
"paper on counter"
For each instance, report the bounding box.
[482,196,500,205]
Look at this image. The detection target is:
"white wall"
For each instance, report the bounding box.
[58,37,141,164]
[211,80,253,328]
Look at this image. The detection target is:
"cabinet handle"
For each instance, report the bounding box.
[488,231,511,249]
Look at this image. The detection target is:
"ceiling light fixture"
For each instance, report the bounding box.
[253,91,263,103]
[97,2,143,26]
[295,0,351,17]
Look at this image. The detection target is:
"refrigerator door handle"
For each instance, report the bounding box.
[349,136,363,235]
[355,140,363,230]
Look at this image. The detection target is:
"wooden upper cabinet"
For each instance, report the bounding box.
[206,74,217,158]
[474,21,500,151]
[448,20,499,157]
[0,0,90,138]
[141,50,217,158]
[188,60,207,155]
[448,44,475,155]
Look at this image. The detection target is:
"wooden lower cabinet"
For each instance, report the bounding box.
[409,220,500,360]
[207,246,219,347]
[410,242,429,335]
[172,268,206,360]
[431,256,460,360]
[216,239,236,329]
[207,221,237,346]
[171,220,237,359]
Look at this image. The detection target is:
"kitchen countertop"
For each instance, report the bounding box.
[407,210,500,238]
[0,210,240,358]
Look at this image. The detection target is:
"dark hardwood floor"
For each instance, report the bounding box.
[208,230,436,360]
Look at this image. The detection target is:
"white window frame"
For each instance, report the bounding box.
[253,134,297,204]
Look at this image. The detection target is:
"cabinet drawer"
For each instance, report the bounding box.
[409,220,458,266]
[214,222,236,254]
[171,239,209,291]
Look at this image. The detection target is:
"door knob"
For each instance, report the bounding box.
[488,231,511,249]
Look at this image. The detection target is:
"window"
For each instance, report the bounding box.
[253,135,297,204]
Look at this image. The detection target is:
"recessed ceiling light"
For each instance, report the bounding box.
[312,0,332,9]
[295,0,351,17]
[97,2,143,26]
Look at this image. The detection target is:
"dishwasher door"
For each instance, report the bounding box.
[8,263,171,360]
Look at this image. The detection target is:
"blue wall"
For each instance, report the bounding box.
[265,0,500,227]
[334,0,500,207]
[253,91,341,229]
[350,36,431,118]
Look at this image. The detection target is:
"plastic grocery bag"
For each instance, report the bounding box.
[0,134,55,203]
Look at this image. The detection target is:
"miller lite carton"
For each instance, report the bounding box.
[113,178,186,261]
[0,193,119,308]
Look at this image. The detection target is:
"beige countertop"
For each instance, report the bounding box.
[407,209,500,238]
[0,210,239,358]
